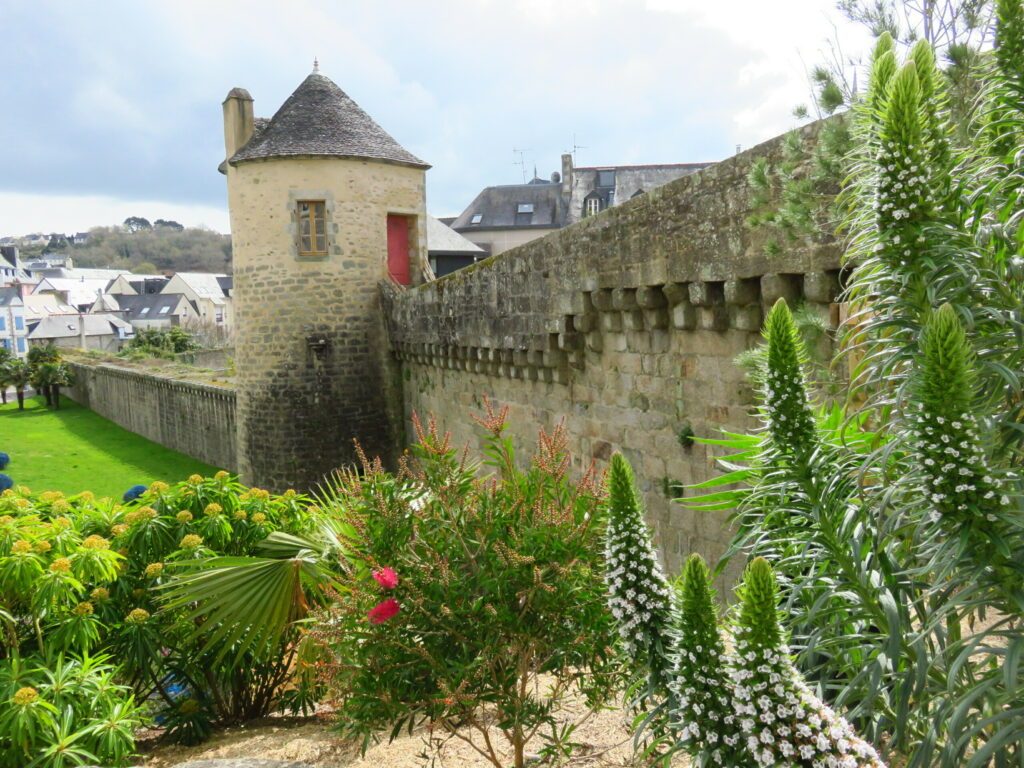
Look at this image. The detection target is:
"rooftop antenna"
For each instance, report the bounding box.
[512,147,530,183]
[313,56,320,73]
[571,133,587,166]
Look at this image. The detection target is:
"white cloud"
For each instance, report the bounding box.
[0,191,229,236]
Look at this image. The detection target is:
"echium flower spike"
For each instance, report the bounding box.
[604,453,673,671]
[912,304,1007,522]
[732,558,887,767]
[762,299,817,461]
[909,39,951,182]
[875,61,934,271]
[670,554,744,765]
[865,35,897,123]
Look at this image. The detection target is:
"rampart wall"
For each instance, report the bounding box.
[66,362,237,472]
[384,120,843,580]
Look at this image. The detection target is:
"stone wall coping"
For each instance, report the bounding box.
[67,361,237,402]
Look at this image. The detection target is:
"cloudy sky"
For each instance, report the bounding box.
[0,0,874,235]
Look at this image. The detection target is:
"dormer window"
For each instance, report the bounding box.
[516,203,534,214]
[470,213,483,224]
[298,200,327,256]
[584,196,601,217]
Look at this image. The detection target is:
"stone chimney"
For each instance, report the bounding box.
[561,153,573,199]
[222,87,255,160]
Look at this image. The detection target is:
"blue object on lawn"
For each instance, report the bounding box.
[0,474,12,492]
[0,452,9,470]
[123,484,147,502]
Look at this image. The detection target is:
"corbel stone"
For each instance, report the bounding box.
[586,331,604,352]
[688,281,724,307]
[803,270,841,303]
[672,301,697,330]
[698,305,729,331]
[600,311,623,332]
[572,313,597,333]
[662,282,689,305]
[760,273,802,305]
[644,307,669,329]
[611,287,638,311]
[591,289,614,312]
[623,310,645,332]
[636,285,667,309]
[558,332,584,351]
[724,277,760,306]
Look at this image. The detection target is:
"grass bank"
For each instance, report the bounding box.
[0,395,220,498]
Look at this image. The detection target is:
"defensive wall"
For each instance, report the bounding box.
[383,119,843,579]
[66,361,237,472]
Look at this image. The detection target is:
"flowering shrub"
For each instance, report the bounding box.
[314,407,624,768]
[0,473,325,762]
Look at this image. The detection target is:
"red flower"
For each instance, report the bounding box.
[372,567,399,590]
[368,598,400,624]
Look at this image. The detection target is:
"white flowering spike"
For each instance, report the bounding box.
[763,299,817,461]
[671,554,745,765]
[731,559,887,768]
[912,304,1008,523]
[604,453,673,669]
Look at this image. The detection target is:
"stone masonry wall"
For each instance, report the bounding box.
[66,361,237,471]
[384,120,842,583]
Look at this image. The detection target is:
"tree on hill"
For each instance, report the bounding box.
[123,216,152,232]
[154,219,184,231]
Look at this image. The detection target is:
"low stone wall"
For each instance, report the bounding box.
[66,362,237,471]
[385,120,843,583]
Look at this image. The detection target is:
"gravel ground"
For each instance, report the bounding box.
[138,698,688,768]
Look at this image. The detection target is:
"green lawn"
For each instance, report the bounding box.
[0,395,221,498]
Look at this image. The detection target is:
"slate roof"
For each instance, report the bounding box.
[28,314,132,340]
[450,181,566,232]
[426,216,484,255]
[228,73,428,169]
[114,293,197,322]
[0,287,22,307]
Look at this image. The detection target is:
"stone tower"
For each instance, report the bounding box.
[221,68,430,491]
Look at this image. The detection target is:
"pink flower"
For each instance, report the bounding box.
[368,598,400,624]
[372,567,399,590]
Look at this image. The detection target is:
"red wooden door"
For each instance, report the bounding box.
[387,215,411,285]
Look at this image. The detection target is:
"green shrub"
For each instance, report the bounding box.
[0,473,327,762]
[313,407,625,768]
[0,654,142,768]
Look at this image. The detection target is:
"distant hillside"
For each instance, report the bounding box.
[26,223,232,274]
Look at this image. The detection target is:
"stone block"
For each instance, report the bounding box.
[730,304,763,331]
[572,313,597,333]
[586,331,604,352]
[558,332,583,351]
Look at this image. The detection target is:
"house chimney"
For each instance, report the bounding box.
[222,87,255,160]
[561,153,573,199]
[78,312,87,350]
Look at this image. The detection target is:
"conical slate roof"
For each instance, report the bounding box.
[229,72,429,169]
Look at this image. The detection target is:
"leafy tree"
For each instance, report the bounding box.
[153,219,184,231]
[121,217,151,233]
